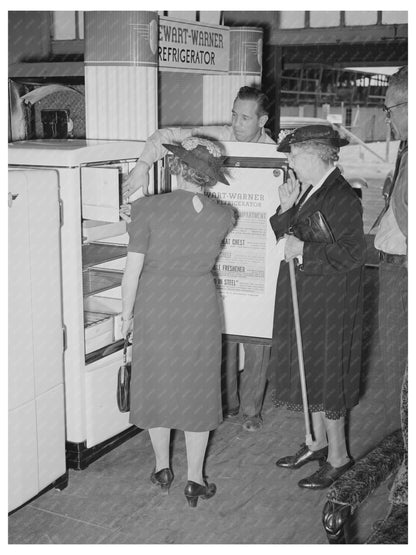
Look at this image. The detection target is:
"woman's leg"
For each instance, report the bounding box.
[184,430,210,484]
[275,411,328,469]
[309,411,328,450]
[324,416,350,467]
[297,416,352,489]
[148,427,171,471]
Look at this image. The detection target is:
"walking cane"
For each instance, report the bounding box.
[288,257,313,446]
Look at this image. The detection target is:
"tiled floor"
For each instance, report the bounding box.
[9,267,397,544]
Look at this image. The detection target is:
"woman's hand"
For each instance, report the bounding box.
[122,161,150,202]
[284,234,304,261]
[119,203,132,223]
[279,169,300,213]
[121,317,133,339]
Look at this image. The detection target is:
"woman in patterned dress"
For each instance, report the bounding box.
[121,137,234,507]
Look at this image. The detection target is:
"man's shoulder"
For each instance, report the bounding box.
[260,132,276,144]
[192,125,234,141]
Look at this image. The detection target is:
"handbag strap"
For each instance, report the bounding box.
[123,333,131,364]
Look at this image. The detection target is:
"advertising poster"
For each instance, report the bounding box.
[169,141,287,340]
[206,143,287,340]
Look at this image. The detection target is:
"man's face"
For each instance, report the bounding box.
[231,98,267,142]
[385,86,408,140]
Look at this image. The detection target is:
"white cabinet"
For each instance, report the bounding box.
[8,139,148,472]
[8,169,67,512]
[9,403,38,511]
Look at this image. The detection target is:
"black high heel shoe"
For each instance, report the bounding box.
[150,468,173,494]
[184,480,216,508]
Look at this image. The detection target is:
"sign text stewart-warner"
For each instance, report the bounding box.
[158,17,230,73]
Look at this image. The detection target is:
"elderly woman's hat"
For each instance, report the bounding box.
[277,124,349,152]
[163,139,230,185]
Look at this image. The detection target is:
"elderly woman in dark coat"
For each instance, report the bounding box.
[268,125,366,489]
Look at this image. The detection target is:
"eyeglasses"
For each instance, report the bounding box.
[382,101,407,119]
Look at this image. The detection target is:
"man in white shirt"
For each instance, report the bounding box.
[123,86,274,197]
[123,86,275,432]
[374,66,408,435]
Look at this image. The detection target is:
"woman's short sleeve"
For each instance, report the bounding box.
[226,205,236,234]
[127,198,151,254]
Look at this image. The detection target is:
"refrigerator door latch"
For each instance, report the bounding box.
[8,193,18,207]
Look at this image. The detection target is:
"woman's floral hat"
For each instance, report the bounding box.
[163,137,230,185]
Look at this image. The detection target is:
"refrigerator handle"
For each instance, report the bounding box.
[62,324,67,351]
[59,199,64,227]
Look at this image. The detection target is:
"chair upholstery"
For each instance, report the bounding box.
[322,368,408,544]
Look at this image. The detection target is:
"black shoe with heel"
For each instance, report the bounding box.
[150,468,173,494]
[184,480,216,507]
[276,443,328,470]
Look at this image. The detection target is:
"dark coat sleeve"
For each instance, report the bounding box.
[269,205,296,242]
[302,180,366,274]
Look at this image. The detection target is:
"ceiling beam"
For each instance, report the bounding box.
[271,24,407,46]
[281,42,407,67]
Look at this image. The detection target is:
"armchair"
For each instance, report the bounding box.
[322,369,408,544]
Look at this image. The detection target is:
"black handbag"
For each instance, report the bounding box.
[289,210,335,244]
[117,335,132,413]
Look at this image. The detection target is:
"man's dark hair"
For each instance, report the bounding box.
[235,86,269,117]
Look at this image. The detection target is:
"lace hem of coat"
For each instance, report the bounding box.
[272,391,347,420]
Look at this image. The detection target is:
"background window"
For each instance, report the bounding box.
[166,11,197,22]
[309,11,341,28]
[279,11,306,29]
[345,11,378,26]
[382,11,408,24]
[52,11,84,40]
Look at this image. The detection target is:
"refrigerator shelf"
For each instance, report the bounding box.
[82,243,127,269]
[82,220,127,243]
[84,311,114,355]
[84,311,113,327]
[82,268,123,297]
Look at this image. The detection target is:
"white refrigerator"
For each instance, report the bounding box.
[8,139,148,478]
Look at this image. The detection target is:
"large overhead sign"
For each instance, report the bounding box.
[158,16,230,73]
